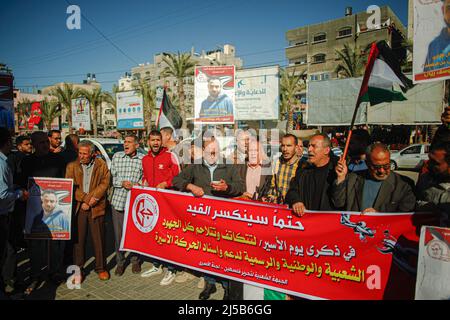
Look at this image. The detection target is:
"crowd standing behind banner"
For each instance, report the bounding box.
[0,106,449,300]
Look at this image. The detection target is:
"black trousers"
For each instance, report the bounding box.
[0,215,9,290]
[29,239,65,280]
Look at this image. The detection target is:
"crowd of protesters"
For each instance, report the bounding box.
[0,106,448,300]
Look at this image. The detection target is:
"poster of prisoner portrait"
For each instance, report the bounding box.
[415,226,450,300]
[71,97,91,131]
[24,177,73,240]
[194,66,235,124]
[413,0,450,83]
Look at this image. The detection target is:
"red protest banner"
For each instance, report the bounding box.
[121,187,437,300]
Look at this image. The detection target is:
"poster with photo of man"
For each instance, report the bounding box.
[413,0,450,83]
[194,66,235,124]
[25,177,73,240]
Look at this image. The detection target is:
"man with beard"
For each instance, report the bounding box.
[265,134,302,204]
[31,190,69,235]
[199,77,234,119]
[332,142,416,213]
[416,142,450,227]
[140,130,180,285]
[48,130,62,153]
[286,134,338,217]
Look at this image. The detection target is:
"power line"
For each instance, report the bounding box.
[64,0,139,65]
[11,1,227,69]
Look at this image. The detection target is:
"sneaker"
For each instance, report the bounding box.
[175,271,195,283]
[141,265,163,278]
[197,277,205,289]
[160,271,176,286]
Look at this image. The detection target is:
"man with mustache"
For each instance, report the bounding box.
[331,142,416,213]
[286,134,338,217]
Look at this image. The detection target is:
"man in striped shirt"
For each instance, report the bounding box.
[110,134,145,276]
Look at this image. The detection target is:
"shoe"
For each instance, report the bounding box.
[115,265,125,276]
[197,277,205,289]
[160,271,176,286]
[141,265,163,278]
[175,271,195,283]
[98,271,110,281]
[199,282,217,300]
[131,263,141,274]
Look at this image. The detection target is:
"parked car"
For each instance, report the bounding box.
[81,138,146,169]
[390,143,430,171]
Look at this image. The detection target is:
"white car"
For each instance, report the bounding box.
[390,144,430,171]
[81,138,146,169]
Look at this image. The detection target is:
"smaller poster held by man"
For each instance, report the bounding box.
[194,66,235,124]
[24,177,73,240]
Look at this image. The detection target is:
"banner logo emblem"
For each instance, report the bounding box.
[132,194,159,233]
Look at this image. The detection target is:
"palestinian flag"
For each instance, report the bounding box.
[156,88,182,130]
[358,41,414,106]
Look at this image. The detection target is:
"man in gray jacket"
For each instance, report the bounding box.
[172,136,244,301]
[332,142,416,213]
[416,142,450,226]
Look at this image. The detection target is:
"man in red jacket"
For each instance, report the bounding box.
[141,130,180,286]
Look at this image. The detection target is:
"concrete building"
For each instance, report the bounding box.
[285,6,407,81]
[118,72,133,91]
[130,44,243,121]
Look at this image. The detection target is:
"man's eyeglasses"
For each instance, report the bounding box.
[369,163,390,170]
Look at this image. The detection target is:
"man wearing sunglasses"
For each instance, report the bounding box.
[332,142,416,214]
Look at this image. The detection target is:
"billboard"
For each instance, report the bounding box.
[116,90,144,130]
[194,66,235,124]
[25,177,73,240]
[235,66,279,120]
[415,226,450,300]
[0,72,15,130]
[413,0,450,83]
[71,97,91,131]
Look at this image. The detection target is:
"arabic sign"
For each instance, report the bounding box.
[194,66,235,124]
[116,90,144,130]
[235,66,279,120]
[71,97,91,131]
[25,177,73,240]
[121,187,434,300]
[413,0,450,83]
[415,226,450,300]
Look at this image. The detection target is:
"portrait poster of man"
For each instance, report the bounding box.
[194,65,235,124]
[24,177,73,240]
[71,97,91,131]
[413,0,450,83]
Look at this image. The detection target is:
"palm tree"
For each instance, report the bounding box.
[133,79,156,133]
[161,52,196,129]
[79,87,108,137]
[280,68,306,133]
[335,44,367,78]
[40,99,61,131]
[49,83,81,133]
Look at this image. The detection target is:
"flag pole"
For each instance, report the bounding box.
[342,42,378,160]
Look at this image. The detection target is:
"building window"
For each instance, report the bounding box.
[290,55,308,66]
[313,33,326,43]
[105,109,115,115]
[289,39,308,47]
[337,27,352,38]
[312,54,326,64]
